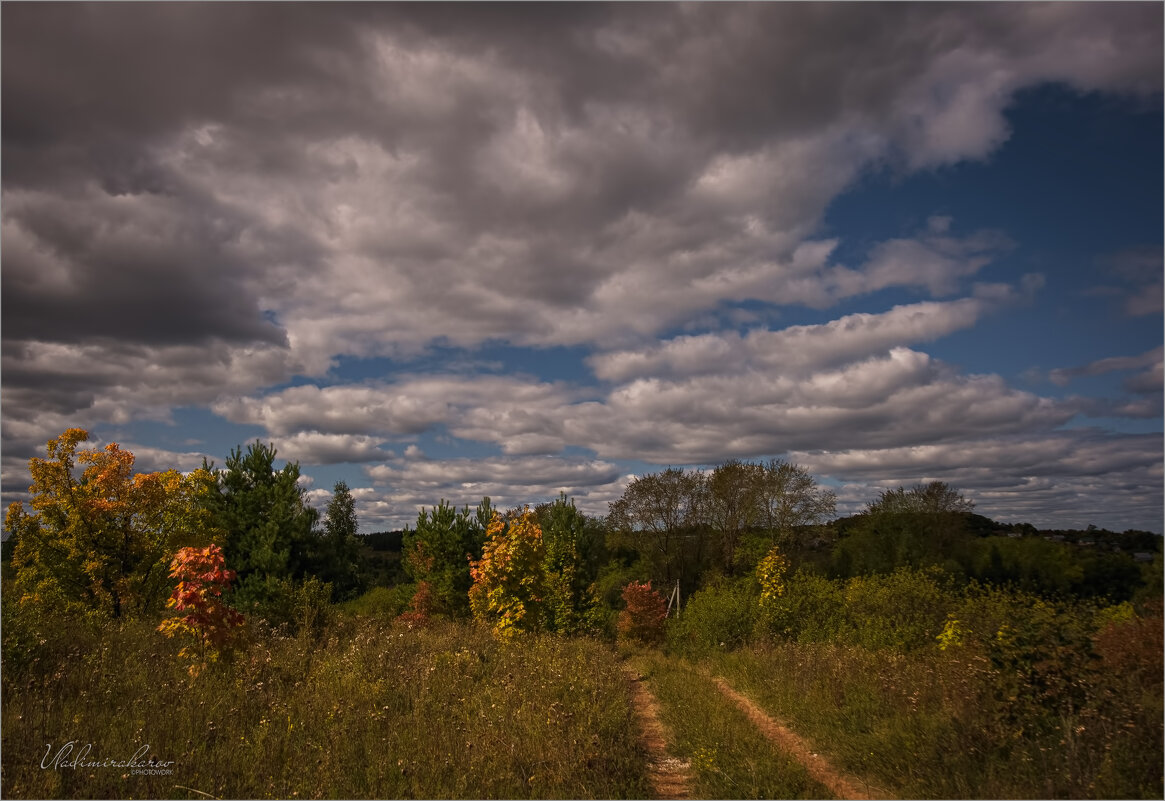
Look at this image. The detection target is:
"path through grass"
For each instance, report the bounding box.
[627,651,834,799]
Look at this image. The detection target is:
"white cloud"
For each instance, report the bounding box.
[274,432,389,465]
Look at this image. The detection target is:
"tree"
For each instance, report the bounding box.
[607,467,706,587]
[866,481,974,516]
[402,497,491,618]
[157,544,245,675]
[537,493,604,634]
[836,482,976,576]
[5,428,216,619]
[756,459,837,546]
[468,509,547,638]
[318,481,363,600]
[706,460,765,572]
[200,441,319,605]
[617,580,667,644]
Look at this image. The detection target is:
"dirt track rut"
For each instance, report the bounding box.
[711,675,890,800]
[623,666,693,799]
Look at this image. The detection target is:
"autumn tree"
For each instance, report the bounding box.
[617,580,667,644]
[468,509,547,638]
[199,440,319,605]
[157,544,245,675]
[5,428,217,619]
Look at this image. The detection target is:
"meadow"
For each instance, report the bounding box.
[2,611,649,800]
[3,585,1160,800]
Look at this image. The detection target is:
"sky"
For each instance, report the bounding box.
[2,3,1162,534]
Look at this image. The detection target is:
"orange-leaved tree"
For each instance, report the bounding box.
[618,580,667,644]
[5,428,219,619]
[158,544,245,675]
[468,509,547,638]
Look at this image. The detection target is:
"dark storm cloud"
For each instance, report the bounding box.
[2,188,288,346]
[6,3,1161,352]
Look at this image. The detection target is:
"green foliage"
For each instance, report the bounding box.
[202,441,320,605]
[867,481,975,515]
[316,481,364,601]
[402,498,490,618]
[237,574,335,636]
[666,576,758,656]
[607,467,706,588]
[537,494,605,635]
[705,459,765,572]
[339,583,415,618]
[754,458,837,547]
[607,461,836,589]
[758,568,852,644]
[967,535,1145,600]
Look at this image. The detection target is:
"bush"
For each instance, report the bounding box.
[340,583,416,618]
[841,567,952,650]
[758,568,852,643]
[237,575,334,636]
[667,576,758,656]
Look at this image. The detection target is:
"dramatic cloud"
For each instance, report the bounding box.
[3,4,1160,531]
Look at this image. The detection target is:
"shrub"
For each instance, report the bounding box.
[841,567,952,650]
[758,568,852,643]
[667,576,758,656]
[397,580,435,628]
[238,574,334,636]
[340,583,415,618]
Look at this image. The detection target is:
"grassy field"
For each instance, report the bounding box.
[3,597,1160,799]
[2,615,650,799]
[704,631,1163,799]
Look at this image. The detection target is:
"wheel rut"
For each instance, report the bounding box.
[623,665,693,800]
[710,675,891,800]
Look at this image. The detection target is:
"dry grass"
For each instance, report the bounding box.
[2,610,650,799]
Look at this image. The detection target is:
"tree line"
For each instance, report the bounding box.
[4,428,1159,633]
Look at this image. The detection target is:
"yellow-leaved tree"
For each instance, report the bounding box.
[468,509,547,638]
[5,428,218,619]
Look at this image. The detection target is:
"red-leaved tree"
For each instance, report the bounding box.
[618,580,667,644]
[157,544,245,675]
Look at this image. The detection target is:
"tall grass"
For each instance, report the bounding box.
[706,614,1163,799]
[2,610,650,799]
